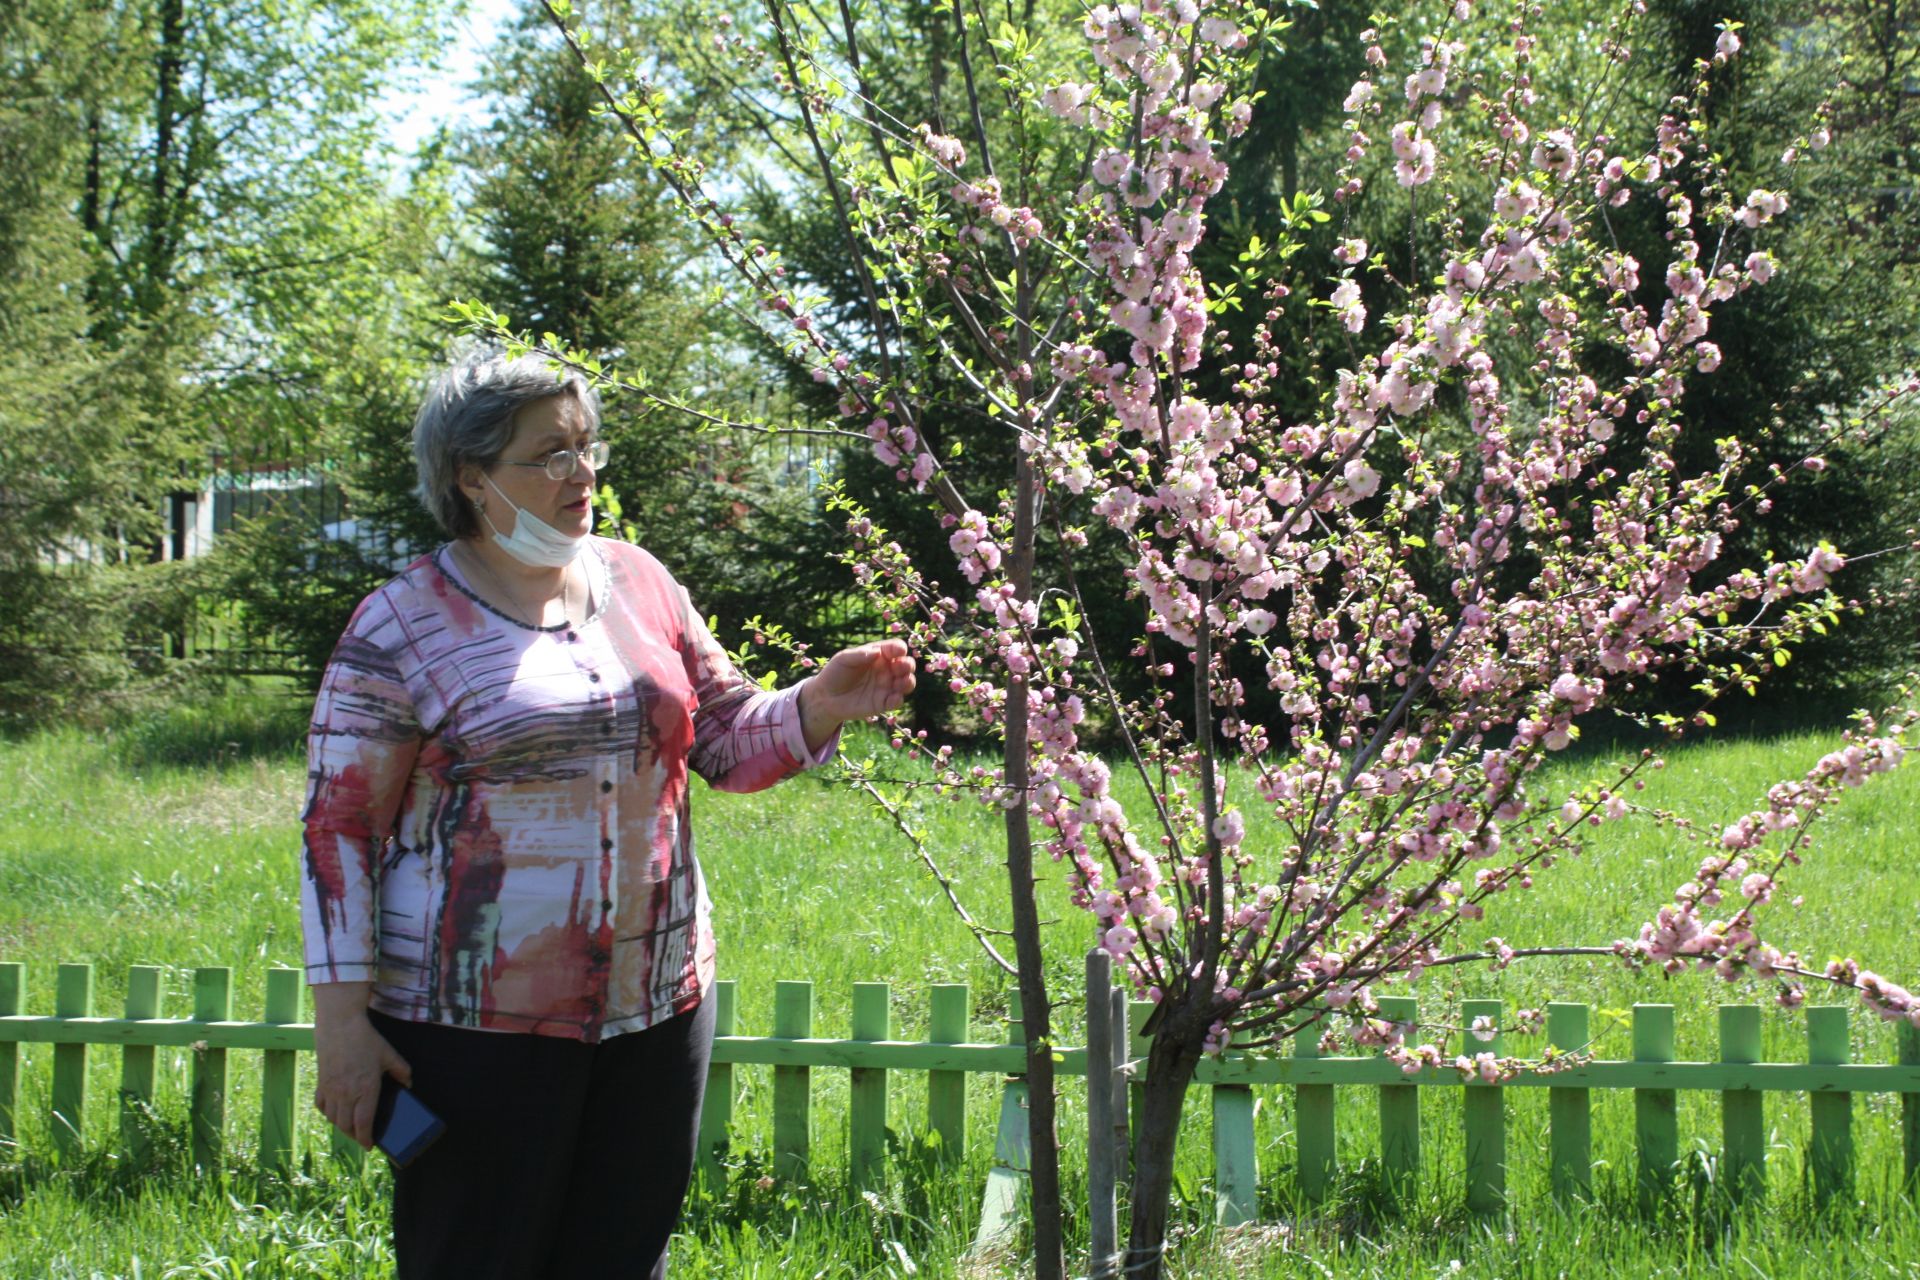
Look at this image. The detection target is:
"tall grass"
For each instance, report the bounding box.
[1,686,1916,1277]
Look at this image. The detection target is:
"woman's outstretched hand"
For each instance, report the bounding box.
[800,639,916,751]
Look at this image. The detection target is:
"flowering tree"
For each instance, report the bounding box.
[457,1,1918,1275]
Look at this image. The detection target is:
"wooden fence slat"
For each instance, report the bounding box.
[1809,1006,1852,1207]
[1128,999,1152,1144]
[850,981,890,1191]
[52,962,92,1160]
[1720,1004,1764,1202]
[697,979,737,1187]
[976,990,1030,1252]
[772,979,812,1180]
[927,984,968,1159]
[121,966,162,1165]
[1086,953,1118,1279]
[1902,1021,1920,1198]
[1461,998,1505,1213]
[1376,995,1419,1203]
[1548,1002,1590,1202]
[1211,1033,1256,1227]
[1635,1004,1678,1211]
[191,967,231,1172]
[1110,988,1130,1182]
[1293,1021,1335,1203]
[259,969,300,1177]
[330,1112,366,1168]
[0,962,21,1147]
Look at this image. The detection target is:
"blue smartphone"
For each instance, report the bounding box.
[373,1075,447,1168]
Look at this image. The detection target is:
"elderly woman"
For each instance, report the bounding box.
[301,349,913,1279]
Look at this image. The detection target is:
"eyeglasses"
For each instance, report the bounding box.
[495,439,610,481]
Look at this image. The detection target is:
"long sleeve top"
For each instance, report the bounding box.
[298,535,833,1043]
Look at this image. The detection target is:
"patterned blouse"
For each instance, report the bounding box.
[298,535,832,1042]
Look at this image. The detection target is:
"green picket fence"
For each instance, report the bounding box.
[3,962,1919,1240]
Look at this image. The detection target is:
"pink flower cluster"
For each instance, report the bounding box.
[1620,723,1913,1022]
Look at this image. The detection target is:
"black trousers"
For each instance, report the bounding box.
[368,997,716,1280]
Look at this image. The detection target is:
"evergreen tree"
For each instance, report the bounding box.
[1626,0,1920,708]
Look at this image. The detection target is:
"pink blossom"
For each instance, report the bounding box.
[1210,811,1245,845]
[1530,130,1577,180]
[1091,149,1133,187]
[1331,279,1366,333]
[1736,188,1789,228]
[1495,181,1540,221]
[1390,122,1436,186]
[1198,16,1244,48]
[918,126,966,168]
[1792,545,1845,594]
[1041,82,1090,119]
[1167,397,1211,442]
[1405,66,1446,102]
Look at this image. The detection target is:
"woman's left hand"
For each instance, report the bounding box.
[801,639,916,750]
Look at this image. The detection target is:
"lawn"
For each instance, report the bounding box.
[1,686,1917,1278]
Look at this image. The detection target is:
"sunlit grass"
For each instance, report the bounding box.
[2,687,1916,1277]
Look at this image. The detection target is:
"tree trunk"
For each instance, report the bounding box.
[141,0,186,317]
[1124,1025,1205,1280]
[1002,449,1064,1280]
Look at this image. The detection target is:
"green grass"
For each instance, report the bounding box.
[1,687,1917,1277]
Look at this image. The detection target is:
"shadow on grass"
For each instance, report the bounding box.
[2,1118,998,1280]
[108,683,311,771]
[0,1099,381,1209]
[1518,684,1888,771]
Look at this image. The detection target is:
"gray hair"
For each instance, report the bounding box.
[411,347,603,538]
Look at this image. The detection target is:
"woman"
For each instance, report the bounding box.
[300,349,913,1278]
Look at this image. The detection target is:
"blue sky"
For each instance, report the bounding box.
[379,0,522,158]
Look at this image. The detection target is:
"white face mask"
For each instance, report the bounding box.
[480,472,587,568]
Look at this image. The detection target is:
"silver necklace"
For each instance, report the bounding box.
[461,541,575,629]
